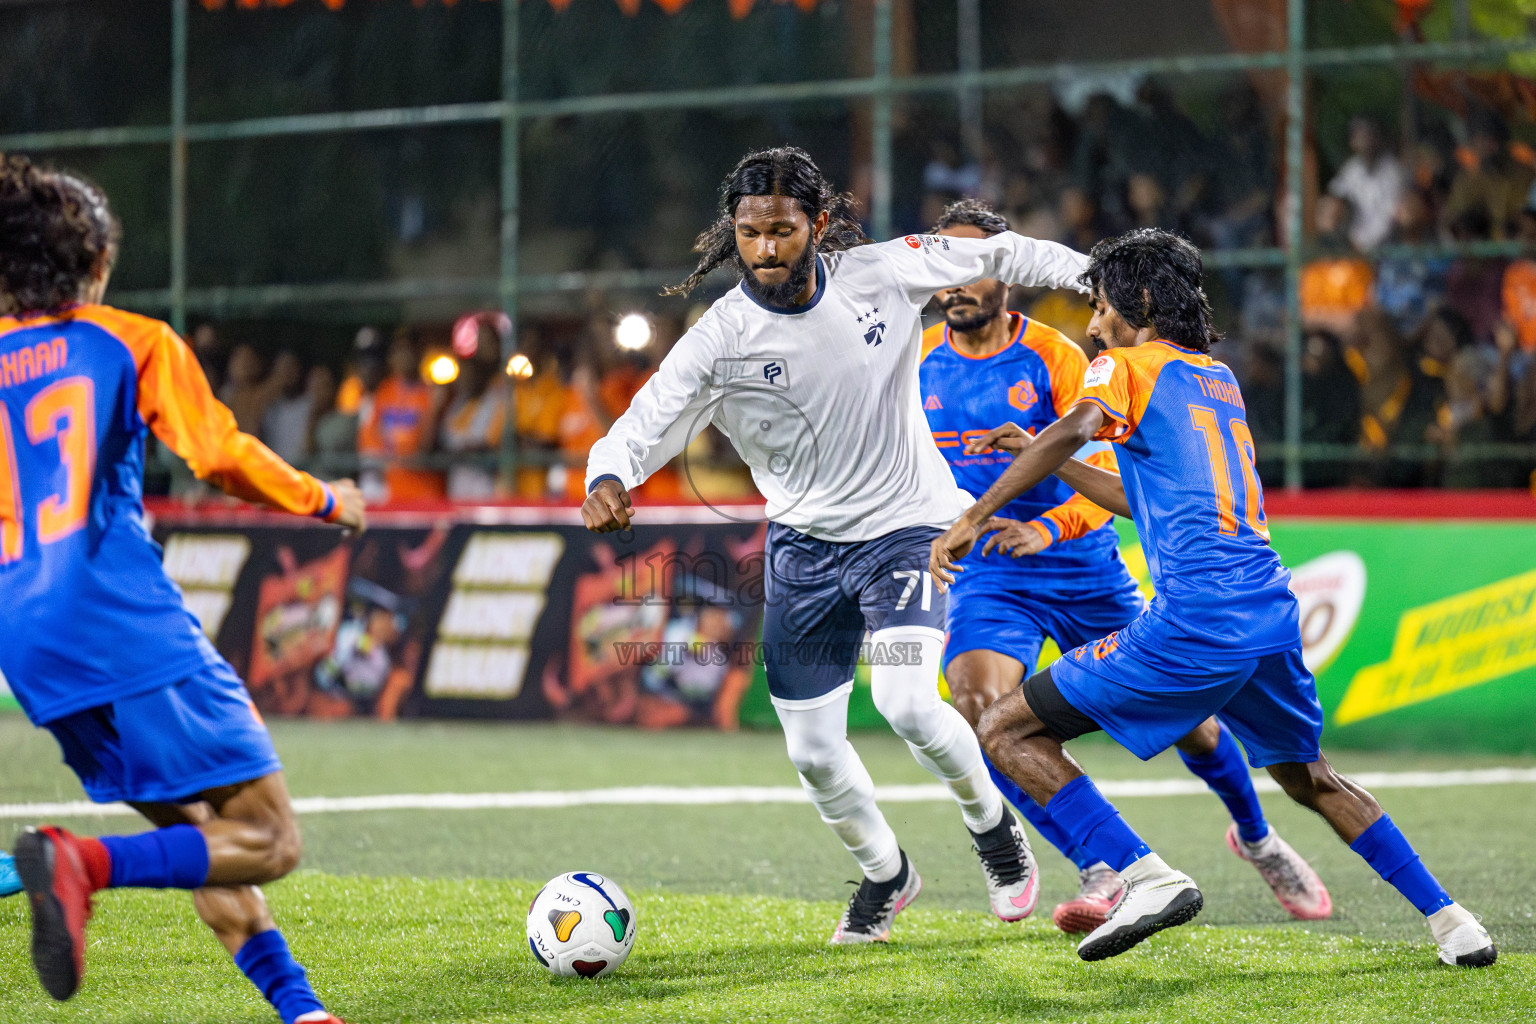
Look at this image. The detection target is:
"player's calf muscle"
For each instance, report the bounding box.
[1267,758,1382,843]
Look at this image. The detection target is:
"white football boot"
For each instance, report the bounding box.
[972,814,1040,921]
[1076,854,1202,962]
[830,851,922,945]
[1429,904,1497,967]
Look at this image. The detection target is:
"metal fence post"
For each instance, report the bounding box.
[1282,0,1306,491]
[871,0,893,241]
[170,0,188,335]
[957,0,983,165]
[498,0,521,490]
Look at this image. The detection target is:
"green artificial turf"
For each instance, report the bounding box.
[0,874,1530,1024]
[1,716,1533,1022]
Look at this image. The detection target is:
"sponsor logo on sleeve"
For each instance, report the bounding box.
[1083,354,1115,389]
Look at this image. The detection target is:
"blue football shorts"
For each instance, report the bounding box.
[45,659,283,805]
[1047,620,1324,768]
[943,573,1147,673]
[761,522,947,706]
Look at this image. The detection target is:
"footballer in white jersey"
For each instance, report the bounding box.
[582,147,1087,942]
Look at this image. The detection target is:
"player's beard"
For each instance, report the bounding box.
[738,240,819,307]
[941,292,1006,334]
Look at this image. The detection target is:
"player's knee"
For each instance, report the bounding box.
[252,820,303,882]
[949,688,987,730]
[783,728,845,782]
[1174,717,1222,757]
[943,659,1003,730]
[870,678,937,741]
[1270,760,1342,811]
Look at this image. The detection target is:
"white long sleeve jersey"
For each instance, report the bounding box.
[585,231,1089,542]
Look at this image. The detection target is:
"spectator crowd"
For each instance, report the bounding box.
[175,310,755,505]
[908,84,1536,489]
[167,82,1536,502]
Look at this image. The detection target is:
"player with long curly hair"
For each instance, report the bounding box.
[0,152,363,1023]
[584,146,1090,942]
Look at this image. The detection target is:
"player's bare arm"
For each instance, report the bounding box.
[930,402,1105,586]
[582,478,634,533]
[1050,456,1131,519]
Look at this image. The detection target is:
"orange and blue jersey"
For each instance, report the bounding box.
[1077,340,1299,657]
[0,305,340,725]
[919,314,1128,599]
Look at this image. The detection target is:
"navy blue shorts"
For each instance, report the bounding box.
[1050,621,1324,768]
[943,575,1147,674]
[46,659,282,805]
[762,522,947,705]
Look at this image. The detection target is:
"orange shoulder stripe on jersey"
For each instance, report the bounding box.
[1081,340,1209,444]
[920,322,946,363]
[1017,318,1089,416]
[69,305,337,520]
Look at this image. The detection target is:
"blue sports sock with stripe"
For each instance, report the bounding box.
[1177,723,1270,844]
[984,754,1095,869]
[100,825,210,889]
[235,929,327,1024]
[1047,774,1152,873]
[1349,815,1453,916]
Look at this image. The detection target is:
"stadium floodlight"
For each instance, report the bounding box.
[614,313,654,352]
[425,353,460,386]
[506,353,534,379]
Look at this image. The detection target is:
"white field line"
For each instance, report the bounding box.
[3,766,1534,820]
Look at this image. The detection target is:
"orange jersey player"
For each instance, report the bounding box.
[0,153,358,1023]
[918,200,1327,936]
[932,227,1496,970]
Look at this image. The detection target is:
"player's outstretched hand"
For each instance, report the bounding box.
[582,478,634,533]
[930,518,980,590]
[965,422,1031,455]
[979,517,1048,558]
[327,479,367,535]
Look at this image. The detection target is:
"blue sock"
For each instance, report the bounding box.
[1349,815,1453,916]
[1047,775,1152,873]
[1178,724,1270,843]
[100,825,210,889]
[235,929,326,1024]
[985,755,1095,869]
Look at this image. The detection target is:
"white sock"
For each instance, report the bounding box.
[870,626,1005,833]
[810,751,904,883]
[907,744,1006,833]
[775,685,903,883]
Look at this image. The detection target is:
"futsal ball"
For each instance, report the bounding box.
[526,871,636,978]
